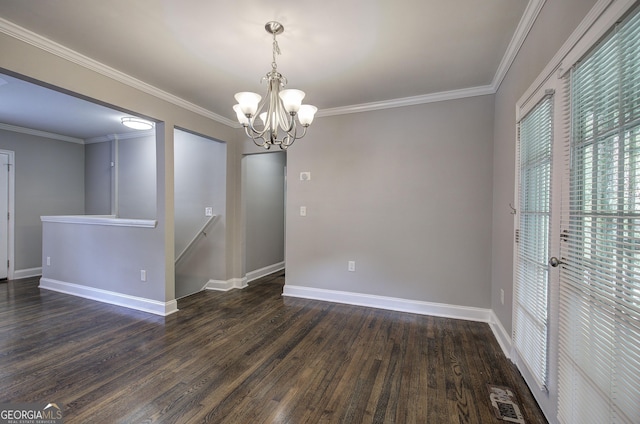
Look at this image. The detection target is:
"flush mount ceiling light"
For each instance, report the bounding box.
[233,21,317,150]
[121,117,154,130]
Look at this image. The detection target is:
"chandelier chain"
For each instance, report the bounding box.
[271,32,281,72]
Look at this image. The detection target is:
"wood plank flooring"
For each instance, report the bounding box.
[0,272,547,423]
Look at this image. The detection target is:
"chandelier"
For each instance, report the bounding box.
[233,21,317,150]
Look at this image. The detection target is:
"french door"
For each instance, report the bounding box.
[556,8,640,422]
[513,79,565,418]
[513,2,640,423]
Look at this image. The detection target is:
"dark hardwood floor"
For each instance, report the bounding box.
[0,273,546,423]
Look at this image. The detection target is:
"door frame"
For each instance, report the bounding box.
[0,149,15,280]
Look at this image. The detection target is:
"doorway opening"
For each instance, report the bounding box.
[0,149,14,280]
[242,152,286,282]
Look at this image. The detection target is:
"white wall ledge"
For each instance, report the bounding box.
[41,215,157,228]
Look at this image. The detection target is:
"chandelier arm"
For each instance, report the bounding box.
[244,120,269,139]
[293,125,309,140]
[242,125,268,148]
[285,117,298,139]
[279,136,292,150]
[270,81,283,140]
[280,110,295,133]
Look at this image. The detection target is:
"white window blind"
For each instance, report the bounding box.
[559,6,640,424]
[514,95,553,391]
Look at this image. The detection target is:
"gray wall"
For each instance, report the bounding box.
[41,219,167,301]
[244,152,286,274]
[174,129,226,298]
[85,141,112,214]
[85,136,157,219]
[117,135,157,219]
[286,95,494,307]
[491,0,599,335]
[0,129,84,271]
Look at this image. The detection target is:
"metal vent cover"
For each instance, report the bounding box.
[488,384,525,424]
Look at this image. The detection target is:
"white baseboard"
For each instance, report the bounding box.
[489,310,513,359]
[205,277,248,292]
[282,285,492,323]
[39,278,179,316]
[246,261,285,283]
[13,267,42,279]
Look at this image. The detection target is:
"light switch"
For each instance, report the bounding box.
[205,207,213,217]
[300,206,307,216]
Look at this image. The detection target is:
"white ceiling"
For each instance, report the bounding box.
[0,0,531,139]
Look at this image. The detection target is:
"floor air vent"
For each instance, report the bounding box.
[488,385,525,423]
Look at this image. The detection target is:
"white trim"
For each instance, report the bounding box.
[0,17,237,128]
[492,0,547,91]
[84,129,155,144]
[317,85,495,117]
[40,215,157,228]
[13,267,42,280]
[559,0,631,74]
[516,0,631,110]
[517,85,558,123]
[246,261,285,283]
[39,277,179,316]
[489,310,514,360]
[0,122,84,144]
[205,277,248,292]
[283,285,492,323]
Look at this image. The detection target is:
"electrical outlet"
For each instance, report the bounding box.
[501,289,505,305]
[300,171,311,181]
[300,206,307,216]
[348,261,356,272]
[140,270,147,282]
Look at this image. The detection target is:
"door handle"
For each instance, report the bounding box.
[549,257,566,267]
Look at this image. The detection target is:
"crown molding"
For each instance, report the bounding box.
[0,122,84,144]
[0,0,544,122]
[0,17,237,128]
[491,0,546,91]
[0,121,155,145]
[317,85,495,117]
[314,0,544,118]
[84,129,155,144]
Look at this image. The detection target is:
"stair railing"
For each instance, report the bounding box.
[175,214,218,264]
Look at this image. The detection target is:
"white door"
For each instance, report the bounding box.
[512,80,564,418]
[0,152,9,280]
